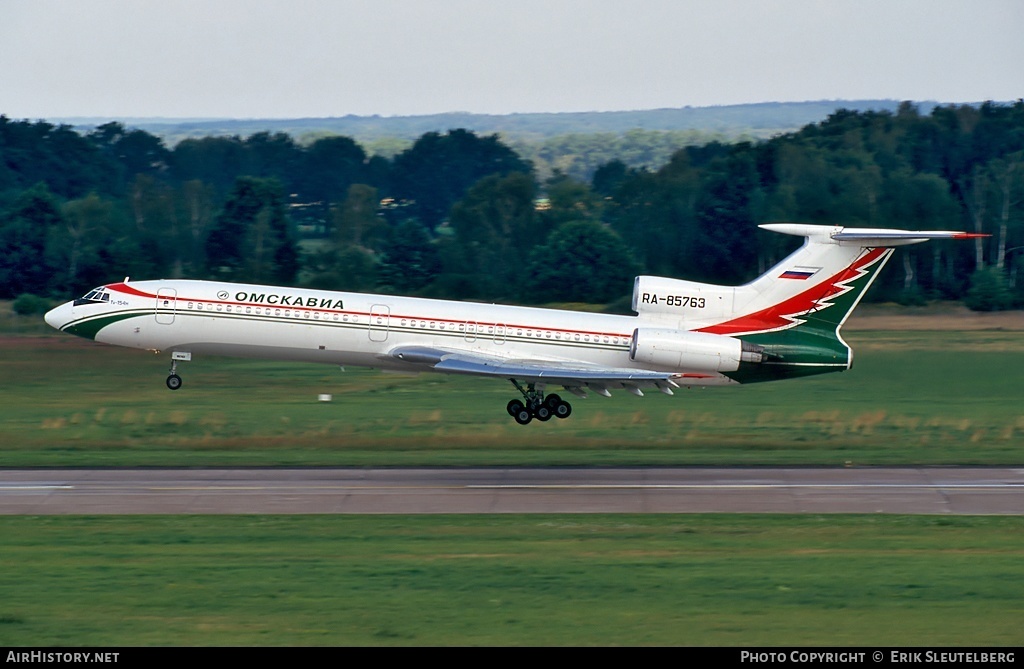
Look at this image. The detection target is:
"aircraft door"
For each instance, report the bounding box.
[369,304,390,342]
[156,288,177,325]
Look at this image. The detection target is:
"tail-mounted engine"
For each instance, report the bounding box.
[629,328,764,373]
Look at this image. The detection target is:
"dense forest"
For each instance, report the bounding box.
[2,100,1023,312]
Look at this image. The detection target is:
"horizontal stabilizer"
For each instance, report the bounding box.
[831,230,987,246]
[760,223,987,248]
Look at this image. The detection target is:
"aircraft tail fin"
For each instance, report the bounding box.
[699,224,984,336]
[692,223,981,382]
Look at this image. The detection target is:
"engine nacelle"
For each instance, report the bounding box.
[629,328,764,373]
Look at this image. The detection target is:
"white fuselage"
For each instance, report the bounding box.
[45,279,734,386]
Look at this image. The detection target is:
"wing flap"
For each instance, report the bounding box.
[387,345,677,389]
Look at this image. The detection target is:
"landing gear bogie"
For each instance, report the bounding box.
[506,380,572,424]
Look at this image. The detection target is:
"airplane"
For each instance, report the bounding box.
[44,223,981,424]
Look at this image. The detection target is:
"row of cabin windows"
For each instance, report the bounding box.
[182,301,625,346]
[186,302,360,323]
[395,318,623,344]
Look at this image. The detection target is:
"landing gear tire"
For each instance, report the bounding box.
[534,404,553,422]
[543,393,571,419]
[507,399,524,417]
[513,407,533,425]
[166,374,183,391]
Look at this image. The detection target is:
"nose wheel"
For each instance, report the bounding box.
[166,373,183,390]
[507,381,572,424]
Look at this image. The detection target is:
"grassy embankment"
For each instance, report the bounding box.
[1,514,1021,646]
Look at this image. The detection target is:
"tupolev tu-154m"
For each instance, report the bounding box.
[44,224,981,424]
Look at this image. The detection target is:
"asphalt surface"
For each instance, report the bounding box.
[1,467,1022,515]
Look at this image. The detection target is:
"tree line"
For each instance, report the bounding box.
[112,100,905,146]
[2,100,1023,312]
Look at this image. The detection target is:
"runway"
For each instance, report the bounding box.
[1,467,1022,515]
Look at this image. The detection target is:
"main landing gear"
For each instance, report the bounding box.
[506,380,572,425]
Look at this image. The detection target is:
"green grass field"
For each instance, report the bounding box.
[2,327,1022,466]
[1,514,1022,646]
[2,311,1023,646]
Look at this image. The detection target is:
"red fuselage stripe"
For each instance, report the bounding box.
[108,283,633,340]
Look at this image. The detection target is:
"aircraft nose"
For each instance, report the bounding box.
[44,302,72,331]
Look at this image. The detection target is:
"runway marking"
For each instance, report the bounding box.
[467,483,1023,490]
[144,485,456,491]
[61,482,1024,492]
[6,482,1020,493]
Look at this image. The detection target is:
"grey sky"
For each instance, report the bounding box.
[2,0,1021,119]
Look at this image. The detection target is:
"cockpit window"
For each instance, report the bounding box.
[73,287,111,306]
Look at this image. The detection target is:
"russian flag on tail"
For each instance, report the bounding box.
[779,266,820,280]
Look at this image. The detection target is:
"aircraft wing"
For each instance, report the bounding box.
[387,345,683,396]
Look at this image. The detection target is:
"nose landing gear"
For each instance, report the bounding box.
[166,351,191,391]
